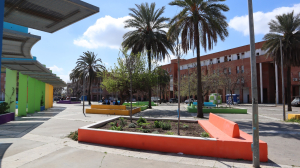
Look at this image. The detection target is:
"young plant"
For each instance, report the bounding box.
[140,123,150,129]
[119,117,127,127]
[154,120,161,128]
[165,131,174,135]
[4,87,15,112]
[137,117,147,125]
[161,121,171,130]
[0,102,10,114]
[152,131,160,134]
[137,127,150,133]
[201,132,210,138]
[182,124,189,129]
[128,123,136,128]
[110,126,122,131]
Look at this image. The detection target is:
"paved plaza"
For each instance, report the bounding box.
[0,103,300,168]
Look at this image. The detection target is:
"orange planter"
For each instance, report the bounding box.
[78,116,268,162]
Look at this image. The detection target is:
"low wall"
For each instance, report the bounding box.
[78,116,267,162]
[86,105,140,115]
[0,112,15,125]
[287,114,300,120]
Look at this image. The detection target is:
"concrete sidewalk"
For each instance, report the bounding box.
[0,103,299,168]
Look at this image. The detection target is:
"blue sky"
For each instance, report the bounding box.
[29,0,300,82]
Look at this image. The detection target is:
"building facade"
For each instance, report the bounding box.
[161,41,300,104]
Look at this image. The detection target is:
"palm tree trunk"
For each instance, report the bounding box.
[88,76,92,105]
[287,66,292,111]
[148,50,152,109]
[195,21,203,118]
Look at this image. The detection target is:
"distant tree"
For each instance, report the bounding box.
[122,2,174,108]
[262,11,300,111]
[73,51,105,105]
[168,0,229,118]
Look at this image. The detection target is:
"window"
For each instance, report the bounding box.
[256,52,259,56]
[167,68,168,72]
[236,66,239,74]
[224,56,228,62]
[299,72,300,77]
[213,70,215,74]
[237,54,240,60]
[170,68,172,72]
[217,58,220,63]
[223,68,227,74]
[228,55,232,61]
[210,59,213,65]
[229,67,231,74]
[241,66,244,73]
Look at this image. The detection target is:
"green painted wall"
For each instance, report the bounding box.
[34,79,40,111]
[5,69,17,113]
[18,72,28,116]
[28,76,35,113]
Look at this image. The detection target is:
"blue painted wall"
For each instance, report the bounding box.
[3,22,28,33]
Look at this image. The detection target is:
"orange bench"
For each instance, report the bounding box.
[198,113,268,162]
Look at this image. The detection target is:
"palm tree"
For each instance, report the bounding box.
[168,0,229,118]
[122,2,174,109]
[262,11,300,111]
[73,51,105,105]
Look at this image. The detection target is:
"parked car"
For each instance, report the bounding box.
[169,98,178,103]
[151,97,160,102]
[291,96,300,106]
[185,98,194,104]
[160,99,167,103]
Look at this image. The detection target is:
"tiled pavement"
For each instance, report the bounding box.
[0,103,299,168]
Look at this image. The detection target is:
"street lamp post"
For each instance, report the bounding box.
[280,37,285,121]
[247,0,260,167]
[188,67,190,105]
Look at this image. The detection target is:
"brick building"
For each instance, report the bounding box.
[161,41,300,104]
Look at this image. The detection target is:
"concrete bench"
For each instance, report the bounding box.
[198,113,268,162]
[288,114,300,120]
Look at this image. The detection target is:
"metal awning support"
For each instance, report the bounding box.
[4,0,99,33]
[2,29,41,59]
[2,57,66,87]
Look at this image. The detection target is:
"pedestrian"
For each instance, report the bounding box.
[110,100,113,105]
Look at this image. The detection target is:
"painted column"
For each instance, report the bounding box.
[34,79,40,111]
[275,63,279,104]
[5,69,17,113]
[45,83,49,109]
[0,0,5,91]
[18,73,28,116]
[49,85,53,108]
[27,76,35,113]
[260,63,263,103]
[41,82,45,108]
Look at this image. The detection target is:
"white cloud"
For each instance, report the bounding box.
[49,65,63,73]
[58,74,71,83]
[229,3,300,36]
[74,15,134,49]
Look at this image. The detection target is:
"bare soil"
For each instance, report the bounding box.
[99,119,207,137]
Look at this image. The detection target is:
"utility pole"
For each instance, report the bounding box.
[280,37,285,121]
[247,0,260,167]
[82,75,86,117]
[188,67,190,105]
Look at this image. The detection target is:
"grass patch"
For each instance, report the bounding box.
[286,118,300,124]
[68,131,78,141]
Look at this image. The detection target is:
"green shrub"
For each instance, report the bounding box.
[182,124,189,128]
[201,132,210,137]
[109,120,119,127]
[0,102,10,114]
[109,126,122,131]
[161,121,171,130]
[128,123,136,128]
[140,123,150,129]
[152,131,160,134]
[137,117,147,125]
[68,131,78,141]
[165,131,174,135]
[119,117,127,127]
[154,120,161,128]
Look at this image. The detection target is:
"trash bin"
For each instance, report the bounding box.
[226,94,240,104]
